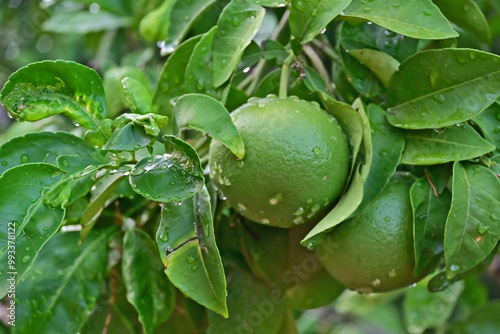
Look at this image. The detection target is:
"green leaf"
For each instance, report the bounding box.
[410,178,451,277]
[80,172,126,241]
[212,0,265,87]
[403,278,463,333]
[349,49,400,88]
[318,92,363,174]
[122,228,175,334]
[0,131,103,176]
[433,0,491,44]
[289,0,351,44]
[387,49,500,129]
[173,93,245,159]
[156,187,228,317]
[445,162,500,279]
[302,98,372,246]
[206,261,286,334]
[358,104,404,212]
[103,123,152,151]
[42,10,131,34]
[121,77,153,115]
[185,27,220,99]
[245,0,287,6]
[139,0,176,42]
[16,229,114,334]
[343,0,457,39]
[303,65,327,93]
[163,0,217,50]
[473,102,500,149]
[112,113,169,137]
[339,21,419,62]
[0,163,66,298]
[0,60,111,145]
[129,135,204,202]
[341,48,385,97]
[401,123,495,165]
[153,35,202,120]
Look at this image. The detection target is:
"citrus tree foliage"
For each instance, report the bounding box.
[1,0,500,333]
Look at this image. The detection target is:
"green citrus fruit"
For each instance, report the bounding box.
[317,176,431,293]
[208,96,350,228]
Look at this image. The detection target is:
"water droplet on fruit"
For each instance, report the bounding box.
[385,216,391,222]
[261,218,270,224]
[388,269,396,277]
[293,216,304,225]
[20,154,30,163]
[372,278,381,287]
[294,207,304,216]
[311,204,321,212]
[313,146,321,155]
[237,203,247,212]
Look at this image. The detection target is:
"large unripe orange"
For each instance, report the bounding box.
[208,96,350,228]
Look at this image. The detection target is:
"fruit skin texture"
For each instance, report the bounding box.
[209,96,350,228]
[317,176,429,293]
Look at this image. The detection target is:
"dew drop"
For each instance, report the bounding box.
[477,224,489,234]
[160,231,170,242]
[22,255,31,263]
[422,10,431,16]
[450,264,460,272]
[432,94,446,103]
[468,52,476,60]
[379,149,388,157]
[364,6,373,12]
[1,161,7,166]
[232,16,240,27]
[237,203,247,212]
[261,218,270,224]
[186,254,196,264]
[313,146,321,155]
[490,213,498,222]
[385,216,391,222]
[43,226,49,231]
[311,204,321,212]
[293,216,304,225]
[20,154,30,163]
[294,207,304,216]
[388,269,396,277]
[191,265,197,272]
[372,278,381,287]
[307,198,313,204]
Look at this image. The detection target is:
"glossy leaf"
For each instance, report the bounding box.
[303,65,327,93]
[349,49,400,88]
[129,136,204,202]
[0,131,103,176]
[206,261,286,334]
[341,48,384,97]
[80,173,126,241]
[339,21,419,62]
[358,104,404,212]
[16,229,114,334]
[122,77,152,115]
[42,10,131,34]
[318,92,363,174]
[212,0,265,87]
[245,0,287,6]
[173,93,245,159]
[139,0,175,42]
[433,0,491,44]
[185,27,219,99]
[410,178,451,277]
[0,163,66,298]
[445,162,500,279]
[112,113,169,137]
[387,49,500,129]
[401,123,495,165]
[156,187,228,317]
[164,0,217,50]
[0,60,111,145]
[122,228,175,334]
[103,123,152,151]
[473,103,500,149]
[403,278,463,333]
[153,35,202,118]
[343,0,457,39]
[289,0,351,44]
[302,99,372,245]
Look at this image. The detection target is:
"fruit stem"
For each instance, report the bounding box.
[279,54,294,98]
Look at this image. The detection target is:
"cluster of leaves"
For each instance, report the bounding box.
[1,0,500,333]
